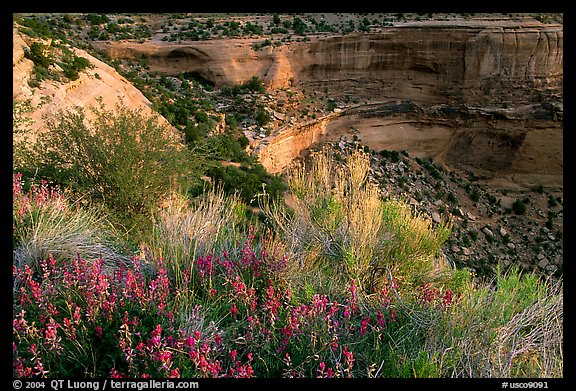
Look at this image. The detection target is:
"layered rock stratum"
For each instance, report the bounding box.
[94,20,563,106]
[13,28,175,142]
[93,18,562,190]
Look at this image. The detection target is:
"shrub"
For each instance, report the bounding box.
[238,134,249,149]
[12,234,405,378]
[469,188,481,203]
[292,17,307,35]
[86,13,109,25]
[255,106,271,126]
[11,179,561,379]
[205,161,285,207]
[59,54,91,81]
[13,99,36,168]
[150,187,247,288]
[16,15,56,39]
[512,199,527,215]
[379,149,400,163]
[17,101,194,243]
[25,42,51,68]
[12,173,127,274]
[194,110,210,123]
[422,266,563,377]
[326,99,337,112]
[203,133,248,162]
[183,122,211,144]
[447,192,459,204]
[547,195,558,208]
[242,76,266,94]
[221,76,265,96]
[13,254,216,377]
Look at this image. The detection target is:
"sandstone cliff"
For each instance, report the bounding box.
[13,30,35,100]
[94,20,562,107]
[93,38,295,90]
[91,19,562,184]
[13,28,176,142]
[258,112,341,172]
[24,17,562,189]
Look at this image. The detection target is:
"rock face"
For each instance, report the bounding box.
[258,113,341,172]
[302,26,561,106]
[95,21,563,107]
[13,30,35,100]
[13,29,176,142]
[94,20,562,184]
[94,38,295,90]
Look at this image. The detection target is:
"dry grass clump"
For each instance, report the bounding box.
[13,173,127,276]
[262,146,452,295]
[420,267,563,378]
[150,186,247,287]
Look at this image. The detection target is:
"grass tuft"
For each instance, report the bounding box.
[13,173,127,275]
[262,146,453,296]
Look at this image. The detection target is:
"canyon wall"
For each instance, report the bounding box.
[13,29,177,142]
[258,113,341,172]
[260,100,563,188]
[291,25,562,106]
[90,20,564,185]
[95,21,562,106]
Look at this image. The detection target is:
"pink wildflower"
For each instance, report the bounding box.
[317,362,335,378]
[360,316,370,335]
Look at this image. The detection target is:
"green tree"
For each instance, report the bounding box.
[243,76,266,93]
[86,13,110,25]
[255,106,271,126]
[292,17,306,35]
[512,199,527,215]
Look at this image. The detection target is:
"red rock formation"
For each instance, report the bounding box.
[25,18,562,188]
